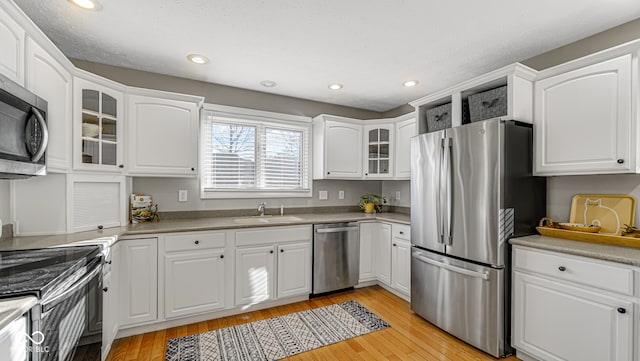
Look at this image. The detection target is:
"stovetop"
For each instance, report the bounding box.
[0,246,102,299]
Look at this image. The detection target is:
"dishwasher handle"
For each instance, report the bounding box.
[316,226,359,233]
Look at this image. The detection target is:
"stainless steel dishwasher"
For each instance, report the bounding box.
[312,222,360,294]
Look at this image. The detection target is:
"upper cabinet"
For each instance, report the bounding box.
[0,5,24,85]
[126,88,203,177]
[25,37,73,172]
[394,114,416,179]
[533,51,635,176]
[313,115,363,179]
[73,72,125,173]
[364,124,394,179]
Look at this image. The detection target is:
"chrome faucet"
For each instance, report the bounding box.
[257,202,266,216]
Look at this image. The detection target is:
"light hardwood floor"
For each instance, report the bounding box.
[106,286,520,361]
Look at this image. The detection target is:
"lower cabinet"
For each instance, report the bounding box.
[512,246,636,361]
[391,239,411,296]
[373,223,392,285]
[359,222,376,281]
[0,315,27,361]
[277,242,312,298]
[119,237,158,327]
[102,243,119,359]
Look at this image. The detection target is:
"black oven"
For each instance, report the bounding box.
[0,71,48,179]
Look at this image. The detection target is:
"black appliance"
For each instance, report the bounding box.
[0,71,48,179]
[0,246,103,361]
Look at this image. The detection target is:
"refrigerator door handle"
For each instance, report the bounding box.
[414,253,490,280]
[437,137,445,244]
[444,137,453,245]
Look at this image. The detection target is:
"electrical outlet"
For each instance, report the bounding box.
[178,189,188,202]
[395,191,401,201]
[319,190,328,200]
[338,190,345,200]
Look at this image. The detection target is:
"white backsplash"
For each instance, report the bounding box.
[0,180,9,224]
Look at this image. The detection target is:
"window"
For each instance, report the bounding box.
[201,105,312,198]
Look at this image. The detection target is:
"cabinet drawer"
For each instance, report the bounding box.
[514,247,634,296]
[235,226,312,247]
[164,232,226,252]
[392,224,411,241]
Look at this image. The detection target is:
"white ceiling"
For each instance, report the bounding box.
[14,0,640,112]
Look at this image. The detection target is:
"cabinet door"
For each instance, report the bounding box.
[364,124,394,179]
[395,117,416,179]
[164,248,225,318]
[26,38,72,172]
[513,272,633,361]
[120,238,158,327]
[0,315,27,361]
[391,238,411,295]
[102,243,119,359]
[277,242,311,298]
[373,223,392,285]
[127,93,200,176]
[235,245,276,306]
[0,6,24,85]
[359,222,376,281]
[67,174,126,233]
[74,76,125,172]
[534,55,633,175]
[12,173,67,236]
[325,121,362,178]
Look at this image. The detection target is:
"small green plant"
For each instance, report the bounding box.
[358,193,388,213]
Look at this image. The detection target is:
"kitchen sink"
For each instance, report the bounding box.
[232,216,303,224]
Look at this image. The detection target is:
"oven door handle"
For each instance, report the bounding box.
[41,263,101,313]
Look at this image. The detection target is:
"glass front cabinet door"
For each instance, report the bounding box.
[364,124,394,178]
[74,76,124,172]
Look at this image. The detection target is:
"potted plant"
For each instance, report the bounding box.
[358,193,388,213]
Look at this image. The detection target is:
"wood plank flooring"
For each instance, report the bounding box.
[106,286,520,361]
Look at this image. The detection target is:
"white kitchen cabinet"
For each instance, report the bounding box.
[74,73,125,173]
[394,115,416,179]
[363,124,394,179]
[66,173,127,233]
[512,246,636,361]
[0,315,27,361]
[162,231,227,319]
[313,115,363,179]
[391,224,411,296]
[235,245,276,306]
[120,238,158,327]
[126,89,203,177]
[373,222,392,285]
[102,243,119,360]
[0,5,24,85]
[277,241,312,298]
[358,222,376,282]
[534,54,633,175]
[25,38,73,172]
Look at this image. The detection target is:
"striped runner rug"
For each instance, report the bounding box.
[165,300,390,361]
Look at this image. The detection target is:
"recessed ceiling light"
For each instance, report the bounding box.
[68,0,99,10]
[403,80,419,87]
[328,83,343,90]
[260,80,277,88]
[187,54,209,64]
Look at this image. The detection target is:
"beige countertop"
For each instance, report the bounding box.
[0,296,37,331]
[510,234,640,267]
[0,212,410,250]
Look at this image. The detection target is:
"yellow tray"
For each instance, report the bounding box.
[537,226,640,249]
[569,194,635,235]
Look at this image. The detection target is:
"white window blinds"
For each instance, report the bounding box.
[201,108,311,198]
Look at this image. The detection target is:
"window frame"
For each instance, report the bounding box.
[200,104,313,199]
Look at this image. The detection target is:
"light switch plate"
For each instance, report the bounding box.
[338,190,345,199]
[178,189,188,202]
[395,191,401,201]
[319,190,328,200]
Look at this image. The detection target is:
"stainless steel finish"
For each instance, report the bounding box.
[411,249,504,357]
[444,137,453,246]
[411,130,445,253]
[312,222,359,294]
[29,107,49,162]
[447,120,503,266]
[42,259,101,312]
[0,158,46,178]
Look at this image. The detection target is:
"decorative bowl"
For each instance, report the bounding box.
[557,223,601,233]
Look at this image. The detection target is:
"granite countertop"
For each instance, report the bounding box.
[510,234,640,267]
[0,296,37,331]
[1,212,410,250]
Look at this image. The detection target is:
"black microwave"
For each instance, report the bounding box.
[0,72,48,179]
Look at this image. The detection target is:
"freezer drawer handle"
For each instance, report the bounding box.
[414,254,490,280]
[316,226,359,233]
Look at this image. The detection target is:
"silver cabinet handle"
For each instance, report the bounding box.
[28,107,49,162]
[316,226,359,233]
[414,253,489,280]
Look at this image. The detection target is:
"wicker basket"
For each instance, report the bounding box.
[468,86,507,122]
[425,103,451,132]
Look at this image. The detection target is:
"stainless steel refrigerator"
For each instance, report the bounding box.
[410,118,545,357]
